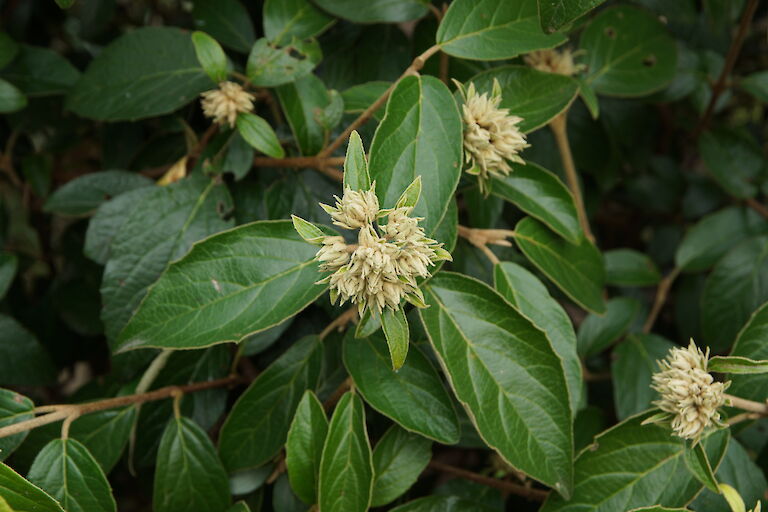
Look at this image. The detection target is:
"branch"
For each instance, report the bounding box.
[253,155,344,182]
[427,461,549,501]
[642,267,680,334]
[724,393,768,416]
[319,307,358,340]
[746,198,768,219]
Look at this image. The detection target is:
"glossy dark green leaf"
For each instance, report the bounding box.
[66,28,213,121]
[0,79,26,113]
[277,74,334,155]
[0,252,17,299]
[740,71,768,102]
[727,302,768,402]
[318,392,373,512]
[0,33,18,70]
[154,417,230,512]
[381,308,409,370]
[514,217,605,314]
[69,408,136,473]
[371,425,431,506]
[341,81,390,121]
[491,162,580,243]
[538,0,607,33]
[28,439,116,512]
[313,0,427,23]
[437,0,566,60]
[246,38,321,88]
[577,297,641,356]
[220,336,323,471]
[343,331,460,444]
[285,390,328,505]
[0,462,63,512]
[237,113,285,158]
[683,442,719,493]
[604,249,661,287]
[0,389,33,462]
[0,314,56,387]
[192,0,255,53]
[44,170,153,216]
[580,6,677,97]
[701,236,768,352]
[468,65,579,133]
[116,221,327,351]
[699,129,763,199]
[263,0,334,45]
[192,31,228,83]
[368,75,462,237]
[0,45,80,96]
[342,130,370,192]
[611,334,675,420]
[494,262,582,411]
[420,272,573,496]
[708,355,768,374]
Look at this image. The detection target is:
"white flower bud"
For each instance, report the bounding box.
[200,81,255,127]
[316,236,350,272]
[524,48,585,77]
[321,185,380,230]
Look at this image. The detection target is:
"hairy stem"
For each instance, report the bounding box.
[427,460,549,501]
[724,393,768,415]
[319,307,359,340]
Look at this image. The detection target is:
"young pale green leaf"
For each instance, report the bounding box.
[0,33,18,70]
[684,441,720,494]
[491,162,580,243]
[0,45,80,96]
[343,130,371,191]
[577,297,641,357]
[246,38,321,87]
[263,0,334,45]
[395,176,422,210]
[277,74,334,156]
[236,112,285,158]
[420,272,574,497]
[220,336,323,471]
[381,308,409,370]
[28,439,116,512]
[0,389,33,462]
[371,425,431,507]
[343,331,460,444]
[154,417,230,512]
[368,75,462,237]
[192,31,228,83]
[318,392,373,512]
[291,215,326,244]
[0,314,56,386]
[437,0,566,60]
[494,262,582,411]
[116,220,328,351]
[719,484,746,512]
[580,6,677,97]
[66,28,213,121]
[538,0,607,33]
[312,0,427,23]
[0,79,26,113]
[67,408,136,473]
[740,71,768,102]
[708,355,768,374]
[540,415,730,512]
[0,462,63,512]
[468,66,579,133]
[604,249,661,287]
[727,302,768,401]
[285,390,328,505]
[226,502,251,512]
[43,170,153,216]
[699,129,762,200]
[192,0,255,53]
[514,217,606,314]
[0,252,17,299]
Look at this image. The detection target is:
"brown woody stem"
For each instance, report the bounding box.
[427,460,549,501]
[642,267,681,334]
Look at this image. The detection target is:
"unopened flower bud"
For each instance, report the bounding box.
[200,81,255,127]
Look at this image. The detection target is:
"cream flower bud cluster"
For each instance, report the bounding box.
[460,82,529,193]
[200,81,255,127]
[524,48,585,77]
[651,340,727,442]
[315,185,449,315]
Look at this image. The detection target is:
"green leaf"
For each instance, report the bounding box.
[342,131,371,191]
[28,439,116,512]
[727,302,768,401]
[538,0,607,33]
[740,71,768,102]
[468,65,579,132]
[54,0,76,8]
[437,0,566,61]
[66,28,213,121]
[699,129,763,200]
[246,38,321,88]
[578,78,600,119]
[708,355,768,374]
[343,331,460,444]
[318,392,373,512]
[604,249,661,287]
[494,262,582,411]
[514,217,606,314]
[312,0,427,23]
[540,414,730,512]
[0,33,18,70]
[577,297,641,356]
[220,336,323,471]
[192,31,228,83]
[701,236,768,352]
[222,132,255,181]
[629,508,689,512]
[192,0,255,53]
[491,162,580,243]
[391,496,497,511]
[371,425,431,507]
[0,389,33,462]
[236,113,285,158]
[0,79,26,113]
[676,207,767,272]
[68,408,136,473]
[116,220,328,351]
[43,170,153,216]
[0,45,80,96]
[611,334,675,420]
[0,314,56,386]
[102,175,233,345]
[0,462,63,512]
[420,272,574,497]
[395,176,422,210]
[226,502,252,512]
[263,0,334,45]
[580,6,677,97]
[341,81,390,121]
[684,441,720,493]
[154,417,230,512]
[381,308,409,370]
[277,74,334,155]
[0,252,17,299]
[286,391,328,505]
[291,215,326,243]
[369,75,462,237]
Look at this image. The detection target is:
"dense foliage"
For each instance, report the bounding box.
[0,0,767,511]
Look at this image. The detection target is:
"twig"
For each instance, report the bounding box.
[693,0,760,138]
[642,267,681,334]
[186,123,218,172]
[319,307,358,340]
[746,198,768,219]
[323,377,353,412]
[253,155,345,182]
[727,411,761,425]
[0,131,21,187]
[427,461,549,502]
[724,393,768,416]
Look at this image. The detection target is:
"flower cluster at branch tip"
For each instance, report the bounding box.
[649,339,728,442]
[524,47,585,77]
[309,183,451,315]
[457,79,529,194]
[200,81,255,127]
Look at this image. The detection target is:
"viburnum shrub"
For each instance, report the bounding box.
[1,0,767,511]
